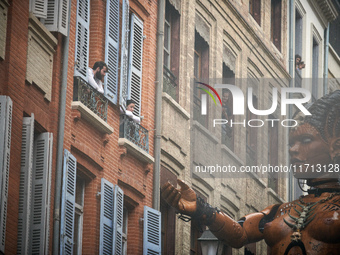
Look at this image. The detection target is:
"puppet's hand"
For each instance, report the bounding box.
[161,179,197,215]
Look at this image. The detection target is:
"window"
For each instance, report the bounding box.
[330,15,340,57]
[249,0,261,25]
[164,10,171,68]
[122,207,128,255]
[295,10,303,61]
[73,176,85,255]
[17,114,53,254]
[29,0,47,19]
[127,13,144,116]
[99,179,124,254]
[295,10,303,87]
[222,63,235,151]
[0,96,12,254]
[74,0,90,82]
[194,31,209,128]
[42,0,70,36]
[119,6,145,116]
[28,0,69,36]
[0,0,9,60]
[312,37,319,101]
[143,206,162,254]
[163,0,181,101]
[271,0,282,51]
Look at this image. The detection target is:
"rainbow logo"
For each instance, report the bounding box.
[196,82,222,106]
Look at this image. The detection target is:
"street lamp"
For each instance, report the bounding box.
[197,229,222,255]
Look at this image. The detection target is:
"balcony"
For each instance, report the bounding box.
[118,115,154,163]
[72,77,113,134]
[163,66,177,101]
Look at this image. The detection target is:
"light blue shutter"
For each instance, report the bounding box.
[30,0,47,18]
[99,180,124,255]
[30,132,53,255]
[119,0,130,106]
[17,115,35,255]
[74,0,90,80]
[143,206,161,255]
[113,185,124,254]
[60,149,77,255]
[104,0,119,104]
[43,0,70,36]
[0,96,12,254]
[99,179,114,255]
[128,13,144,115]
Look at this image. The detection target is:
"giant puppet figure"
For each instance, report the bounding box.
[161,90,340,254]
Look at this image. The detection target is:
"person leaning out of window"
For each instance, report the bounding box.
[87,61,108,94]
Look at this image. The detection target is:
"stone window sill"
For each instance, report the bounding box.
[71,101,113,134]
[118,138,154,164]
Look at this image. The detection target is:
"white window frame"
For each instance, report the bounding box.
[74,176,85,255]
[122,207,128,255]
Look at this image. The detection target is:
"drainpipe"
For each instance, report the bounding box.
[323,22,330,95]
[153,0,165,211]
[288,0,294,202]
[53,1,71,253]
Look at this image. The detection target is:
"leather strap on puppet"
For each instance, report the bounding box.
[208,204,281,248]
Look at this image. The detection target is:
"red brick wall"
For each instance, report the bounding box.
[63,0,158,254]
[0,0,158,254]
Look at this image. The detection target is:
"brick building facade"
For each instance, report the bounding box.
[0,0,160,254]
[160,0,290,254]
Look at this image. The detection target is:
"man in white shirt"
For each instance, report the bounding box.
[87,61,108,93]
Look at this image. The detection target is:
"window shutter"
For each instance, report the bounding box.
[99,178,114,255]
[119,0,130,107]
[74,0,90,80]
[104,0,119,104]
[30,132,53,255]
[57,0,69,36]
[60,149,77,255]
[143,206,161,255]
[0,96,12,254]
[30,0,47,19]
[113,185,124,254]
[99,180,124,255]
[42,0,69,36]
[128,13,144,115]
[17,115,35,255]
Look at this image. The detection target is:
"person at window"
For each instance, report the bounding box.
[161,90,340,255]
[295,54,305,72]
[120,99,141,124]
[87,61,108,93]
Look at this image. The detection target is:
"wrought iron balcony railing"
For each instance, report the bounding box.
[119,115,149,153]
[163,65,177,101]
[73,76,108,121]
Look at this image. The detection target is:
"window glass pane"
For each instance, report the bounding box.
[73,213,80,255]
[75,178,84,205]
